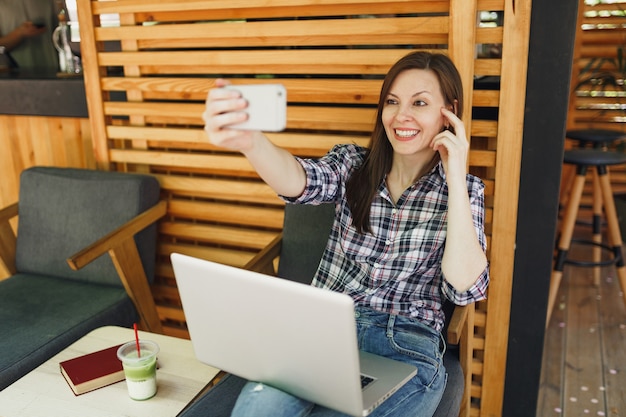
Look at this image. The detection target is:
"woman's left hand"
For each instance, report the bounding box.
[431,108,469,186]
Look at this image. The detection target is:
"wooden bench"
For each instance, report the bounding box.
[76,1,531,415]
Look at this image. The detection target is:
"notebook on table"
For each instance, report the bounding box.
[171,253,417,417]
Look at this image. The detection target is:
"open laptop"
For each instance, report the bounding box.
[171,253,417,417]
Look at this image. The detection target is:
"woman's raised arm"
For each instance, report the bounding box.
[203,79,306,197]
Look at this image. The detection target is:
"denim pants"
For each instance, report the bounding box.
[230,306,447,417]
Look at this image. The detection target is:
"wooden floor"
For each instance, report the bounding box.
[537,228,626,417]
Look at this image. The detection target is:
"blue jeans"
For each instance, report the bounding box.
[230,307,447,417]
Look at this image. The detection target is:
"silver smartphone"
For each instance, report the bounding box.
[225,84,287,132]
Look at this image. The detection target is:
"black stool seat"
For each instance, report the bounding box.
[564,149,626,166]
[566,129,626,147]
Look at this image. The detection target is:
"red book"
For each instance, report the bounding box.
[59,344,125,395]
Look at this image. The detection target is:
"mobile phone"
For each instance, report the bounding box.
[32,20,46,28]
[224,84,287,132]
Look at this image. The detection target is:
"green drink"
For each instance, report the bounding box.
[117,340,159,400]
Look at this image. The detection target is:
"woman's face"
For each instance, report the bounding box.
[381,68,448,159]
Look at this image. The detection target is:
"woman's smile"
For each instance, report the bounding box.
[394,128,420,141]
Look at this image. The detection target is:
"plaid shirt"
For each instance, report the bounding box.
[284,144,489,333]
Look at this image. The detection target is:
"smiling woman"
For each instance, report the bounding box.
[204,50,489,417]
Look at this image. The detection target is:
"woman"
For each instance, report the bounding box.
[203,51,489,417]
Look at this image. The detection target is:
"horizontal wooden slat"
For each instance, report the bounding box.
[154,174,282,205]
[287,107,376,132]
[474,58,502,76]
[97,49,424,75]
[104,101,203,120]
[469,149,497,167]
[471,380,483,398]
[158,241,258,268]
[133,3,451,23]
[107,125,206,143]
[110,150,258,176]
[474,309,487,328]
[477,0,505,10]
[106,125,369,155]
[483,180,495,197]
[102,77,384,105]
[160,325,190,340]
[107,131,496,172]
[96,16,448,48]
[104,102,377,132]
[473,90,500,107]
[470,120,498,137]
[473,334,486,351]
[476,26,503,44]
[167,200,284,229]
[268,133,370,156]
[160,222,278,250]
[156,305,186,322]
[578,29,626,45]
[583,2,626,12]
[151,280,181,301]
[93,0,451,18]
[579,44,626,58]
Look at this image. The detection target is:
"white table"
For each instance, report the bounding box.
[0,326,221,417]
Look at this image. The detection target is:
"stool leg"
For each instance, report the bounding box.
[597,169,626,307]
[559,164,576,212]
[592,170,603,286]
[548,170,586,327]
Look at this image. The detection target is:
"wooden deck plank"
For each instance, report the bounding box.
[537,227,626,417]
[562,259,605,417]
[598,263,626,417]
[537,272,567,416]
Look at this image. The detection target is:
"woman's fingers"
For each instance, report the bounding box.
[203,79,251,145]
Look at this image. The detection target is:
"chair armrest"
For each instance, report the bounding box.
[0,203,19,276]
[67,200,168,333]
[67,200,167,270]
[447,304,469,345]
[243,232,283,276]
[446,303,475,417]
[0,202,18,223]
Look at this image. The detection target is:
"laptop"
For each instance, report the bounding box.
[170,253,417,417]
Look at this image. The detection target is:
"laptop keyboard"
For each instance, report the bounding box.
[360,374,375,389]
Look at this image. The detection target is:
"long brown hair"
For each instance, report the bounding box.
[345,51,463,234]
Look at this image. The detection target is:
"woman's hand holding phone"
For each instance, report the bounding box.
[203,79,286,152]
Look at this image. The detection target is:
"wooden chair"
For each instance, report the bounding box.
[179,203,475,417]
[0,166,166,390]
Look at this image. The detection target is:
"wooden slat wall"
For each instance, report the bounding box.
[0,115,94,209]
[568,0,626,132]
[76,1,531,416]
[567,0,626,197]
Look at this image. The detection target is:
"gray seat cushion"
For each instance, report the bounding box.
[0,273,137,390]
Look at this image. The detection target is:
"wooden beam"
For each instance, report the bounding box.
[481,0,532,415]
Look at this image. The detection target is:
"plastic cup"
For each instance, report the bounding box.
[117,340,159,400]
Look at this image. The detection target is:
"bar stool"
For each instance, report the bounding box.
[558,129,626,286]
[548,149,626,326]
